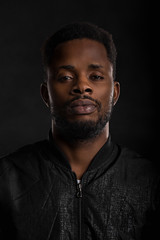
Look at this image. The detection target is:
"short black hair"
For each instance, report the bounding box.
[41,22,117,80]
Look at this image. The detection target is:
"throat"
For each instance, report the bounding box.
[52,125,109,179]
[62,139,98,166]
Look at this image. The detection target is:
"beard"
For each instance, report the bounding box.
[50,96,114,142]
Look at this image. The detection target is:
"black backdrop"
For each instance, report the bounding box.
[0,1,157,165]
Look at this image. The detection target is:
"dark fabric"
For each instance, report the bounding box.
[0,134,159,240]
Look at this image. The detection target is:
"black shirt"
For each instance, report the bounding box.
[0,133,159,240]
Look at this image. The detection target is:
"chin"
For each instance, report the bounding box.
[53,112,110,141]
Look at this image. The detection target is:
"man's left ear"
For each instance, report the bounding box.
[113,81,120,106]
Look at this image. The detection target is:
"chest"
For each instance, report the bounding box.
[10,171,151,240]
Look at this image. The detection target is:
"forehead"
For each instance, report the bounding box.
[50,38,110,67]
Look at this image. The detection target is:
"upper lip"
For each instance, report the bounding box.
[70,99,96,107]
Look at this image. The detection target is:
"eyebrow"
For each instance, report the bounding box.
[58,65,74,70]
[58,64,104,70]
[88,64,104,69]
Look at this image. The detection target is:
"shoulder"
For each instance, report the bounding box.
[0,139,49,178]
[114,144,160,184]
[117,144,158,171]
[0,139,51,203]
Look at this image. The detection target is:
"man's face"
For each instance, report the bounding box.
[42,38,120,140]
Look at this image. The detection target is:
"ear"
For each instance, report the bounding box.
[113,81,120,106]
[40,82,50,107]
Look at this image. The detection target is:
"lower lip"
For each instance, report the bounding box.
[71,105,96,115]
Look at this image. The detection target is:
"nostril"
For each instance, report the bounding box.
[71,86,93,95]
[85,88,92,93]
[73,89,82,94]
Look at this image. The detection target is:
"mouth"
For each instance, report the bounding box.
[69,99,97,115]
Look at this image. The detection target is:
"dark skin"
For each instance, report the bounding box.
[41,38,120,179]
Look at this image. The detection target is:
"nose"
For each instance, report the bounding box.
[70,77,93,95]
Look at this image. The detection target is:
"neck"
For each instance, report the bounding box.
[51,122,109,179]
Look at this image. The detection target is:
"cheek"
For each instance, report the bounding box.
[48,83,68,107]
[96,84,114,108]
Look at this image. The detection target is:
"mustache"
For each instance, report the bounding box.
[65,95,101,110]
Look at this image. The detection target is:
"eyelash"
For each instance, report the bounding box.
[57,74,104,82]
[58,76,73,82]
[90,75,104,81]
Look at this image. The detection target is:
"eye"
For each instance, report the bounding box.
[58,75,73,82]
[90,75,104,81]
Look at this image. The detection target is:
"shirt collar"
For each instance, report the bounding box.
[48,129,115,171]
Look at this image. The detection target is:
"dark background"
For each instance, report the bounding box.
[0,1,157,165]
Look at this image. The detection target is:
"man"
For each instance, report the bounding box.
[0,22,159,240]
